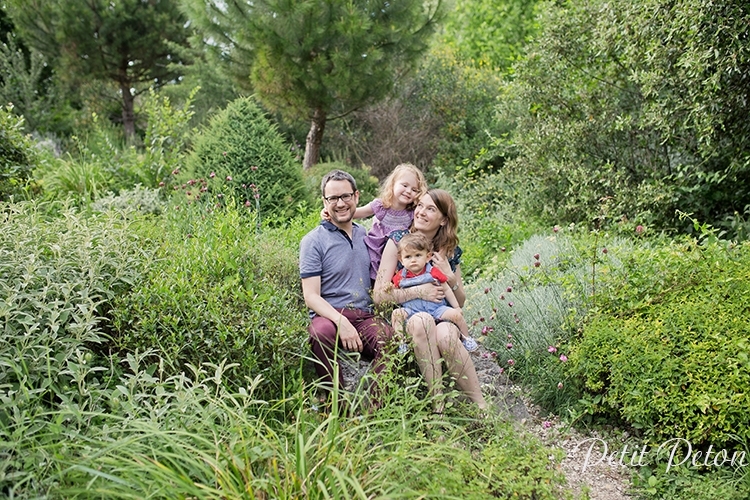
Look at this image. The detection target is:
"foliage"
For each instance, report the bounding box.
[0,104,38,201]
[434,147,544,278]
[414,46,508,177]
[568,238,750,449]
[6,0,190,139]
[500,0,750,235]
[90,184,165,216]
[181,0,444,168]
[186,96,311,222]
[441,0,540,71]
[0,200,149,495]
[110,198,312,396]
[464,231,595,410]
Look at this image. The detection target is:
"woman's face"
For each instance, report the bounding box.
[413,194,447,233]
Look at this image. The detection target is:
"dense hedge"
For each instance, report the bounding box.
[569,239,750,449]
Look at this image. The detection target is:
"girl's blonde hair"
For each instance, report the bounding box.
[379,163,427,209]
[422,189,458,258]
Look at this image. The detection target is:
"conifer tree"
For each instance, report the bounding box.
[6,0,189,141]
[183,0,442,169]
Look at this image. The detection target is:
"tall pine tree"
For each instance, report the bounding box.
[183,0,443,169]
[6,0,189,140]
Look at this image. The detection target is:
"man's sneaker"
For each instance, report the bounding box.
[397,342,410,355]
[462,336,479,352]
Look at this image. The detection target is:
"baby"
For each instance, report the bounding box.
[392,233,478,352]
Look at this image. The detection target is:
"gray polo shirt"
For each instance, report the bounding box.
[299,221,373,314]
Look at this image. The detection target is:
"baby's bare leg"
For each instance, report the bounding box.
[391,308,409,340]
[439,307,470,339]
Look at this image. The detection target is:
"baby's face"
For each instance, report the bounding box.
[400,247,431,274]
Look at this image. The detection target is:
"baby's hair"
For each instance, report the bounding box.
[379,163,427,209]
[397,233,432,256]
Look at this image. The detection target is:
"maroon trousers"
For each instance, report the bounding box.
[308,308,394,390]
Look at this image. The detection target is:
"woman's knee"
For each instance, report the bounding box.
[406,312,435,341]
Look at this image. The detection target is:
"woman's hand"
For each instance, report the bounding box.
[415,281,445,302]
[431,252,455,284]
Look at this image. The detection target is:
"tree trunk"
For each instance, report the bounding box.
[120,81,136,142]
[303,107,327,170]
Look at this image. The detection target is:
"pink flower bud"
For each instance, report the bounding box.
[559,354,568,362]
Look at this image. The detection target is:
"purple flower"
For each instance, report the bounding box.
[542,421,552,429]
[508,302,514,307]
[506,343,513,350]
[244,200,251,207]
[557,382,564,389]
[507,359,515,366]
[226,175,233,181]
[553,225,560,233]
[506,286,513,293]
[209,172,216,178]
[533,253,540,260]
[559,354,568,362]
[635,225,644,235]
[484,287,490,294]
[548,346,557,353]
[534,261,541,268]
[602,247,608,254]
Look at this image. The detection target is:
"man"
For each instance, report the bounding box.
[299,169,394,394]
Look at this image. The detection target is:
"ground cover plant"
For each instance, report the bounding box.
[459,216,750,499]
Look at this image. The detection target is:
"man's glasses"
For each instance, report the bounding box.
[323,192,354,204]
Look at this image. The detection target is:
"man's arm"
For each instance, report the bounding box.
[301,276,363,352]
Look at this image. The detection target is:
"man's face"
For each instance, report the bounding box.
[323,179,358,226]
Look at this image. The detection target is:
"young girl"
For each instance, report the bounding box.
[324,163,427,281]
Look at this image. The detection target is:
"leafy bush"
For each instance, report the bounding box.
[465,231,597,410]
[111,199,312,396]
[186,96,310,221]
[499,0,750,235]
[0,104,38,201]
[568,238,750,449]
[90,184,165,215]
[0,200,149,495]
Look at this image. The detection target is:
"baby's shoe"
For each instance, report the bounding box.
[397,342,409,355]
[462,335,479,353]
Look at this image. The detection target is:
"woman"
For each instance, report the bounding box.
[373,189,487,411]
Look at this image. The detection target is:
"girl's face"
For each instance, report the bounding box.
[392,171,421,208]
[413,194,447,233]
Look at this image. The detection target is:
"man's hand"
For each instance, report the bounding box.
[337,316,363,352]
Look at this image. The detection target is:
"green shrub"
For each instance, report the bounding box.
[0,200,149,495]
[568,238,750,449]
[111,199,311,397]
[186,96,310,222]
[90,184,165,215]
[0,104,38,201]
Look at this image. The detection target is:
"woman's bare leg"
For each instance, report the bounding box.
[435,322,487,409]
[406,312,444,408]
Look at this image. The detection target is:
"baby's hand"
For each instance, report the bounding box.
[320,208,331,221]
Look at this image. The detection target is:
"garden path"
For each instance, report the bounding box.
[473,345,634,500]
[343,346,633,499]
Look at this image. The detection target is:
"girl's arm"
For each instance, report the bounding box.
[353,203,375,219]
[373,239,444,305]
[321,202,375,221]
